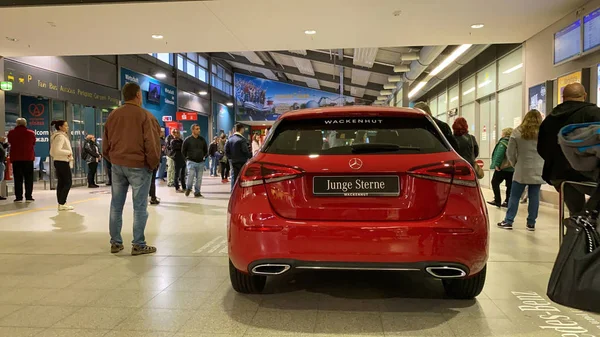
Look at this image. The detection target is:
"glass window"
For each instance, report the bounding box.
[177,55,184,71]
[429,97,438,116]
[187,52,197,61]
[437,92,447,114]
[498,48,523,90]
[52,100,65,121]
[4,93,20,132]
[461,102,476,135]
[264,117,449,155]
[448,85,459,110]
[186,60,196,77]
[461,76,476,104]
[157,53,171,65]
[498,84,523,134]
[197,67,207,83]
[198,55,208,68]
[395,89,403,107]
[476,63,496,99]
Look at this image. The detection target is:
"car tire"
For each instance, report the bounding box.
[229,260,267,294]
[442,265,486,299]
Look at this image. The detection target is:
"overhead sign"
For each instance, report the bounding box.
[162,116,172,122]
[176,112,197,121]
[120,68,177,124]
[0,81,12,91]
[4,60,120,107]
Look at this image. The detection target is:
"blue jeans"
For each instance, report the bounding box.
[186,160,204,194]
[109,164,153,246]
[504,181,541,227]
[210,156,218,176]
[157,156,166,179]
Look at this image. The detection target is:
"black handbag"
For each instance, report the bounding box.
[547,214,600,313]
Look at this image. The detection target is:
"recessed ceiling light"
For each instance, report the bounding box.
[471,24,484,29]
[226,102,234,107]
[155,72,167,79]
[151,34,164,39]
[304,30,317,35]
[392,10,402,17]
[5,37,18,42]
[199,91,208,96]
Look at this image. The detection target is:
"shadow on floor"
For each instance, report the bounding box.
[50,211,87,232]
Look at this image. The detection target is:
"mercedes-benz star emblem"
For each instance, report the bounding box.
[349,158,363,170]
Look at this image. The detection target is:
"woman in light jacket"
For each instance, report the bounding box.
[50,120,74,211]
[497,110,544,231]
[251,133,261,156]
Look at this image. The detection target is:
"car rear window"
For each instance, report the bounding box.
[263,116,449,155]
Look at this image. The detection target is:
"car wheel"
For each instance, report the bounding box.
[229,260,267,294]
[442,265,486,299]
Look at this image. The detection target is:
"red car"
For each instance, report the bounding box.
[228,107,489,299]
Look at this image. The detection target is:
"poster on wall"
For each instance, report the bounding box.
[557,71,582,104]
[120,68,177,124]
[21,96,50,158]
[597,65,600,107]
[528,83,547,118]
[234,73,359,121]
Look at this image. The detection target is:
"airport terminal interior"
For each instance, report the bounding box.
[1,0,600,336]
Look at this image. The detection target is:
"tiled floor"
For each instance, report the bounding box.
[0,176,598,337]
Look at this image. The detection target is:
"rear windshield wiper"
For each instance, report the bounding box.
[350,143,421,154]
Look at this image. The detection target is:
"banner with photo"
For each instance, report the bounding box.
[528,83,547,118]
[234,73,360,121]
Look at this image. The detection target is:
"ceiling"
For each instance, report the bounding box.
[212,47,424,103]
[0,0,586,57]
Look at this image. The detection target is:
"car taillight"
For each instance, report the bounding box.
[408,160,477,188]
[239,162,304,188]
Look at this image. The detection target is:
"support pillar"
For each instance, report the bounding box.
[401,82,409,107]
[0,56,6,198]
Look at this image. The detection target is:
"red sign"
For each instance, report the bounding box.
[165,122,183,131]
[162,116,172,122]
[476,160,484,168]
[176,112,197,121]
[29,104,44,117]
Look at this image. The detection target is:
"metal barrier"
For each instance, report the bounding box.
[559,181,598,245]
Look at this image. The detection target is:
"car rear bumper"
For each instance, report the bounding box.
[228,213,488,277]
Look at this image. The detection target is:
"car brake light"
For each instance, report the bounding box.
[408,160,477,188]
[239,162,304,188]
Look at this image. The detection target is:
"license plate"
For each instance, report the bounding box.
[312,176,400,197]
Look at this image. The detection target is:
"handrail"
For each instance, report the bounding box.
[559,181,598,244]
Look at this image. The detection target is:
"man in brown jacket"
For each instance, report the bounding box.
[103,82,161,256]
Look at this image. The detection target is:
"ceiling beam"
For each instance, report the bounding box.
[211,52,382,91]
[232,68,376,103]
[273,50,396,76]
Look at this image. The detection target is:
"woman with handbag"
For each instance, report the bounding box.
[452,117,482,178]
[488,128,514,208]
[497,110,545,231]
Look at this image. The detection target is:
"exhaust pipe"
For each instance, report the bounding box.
[251,264,291,275]
[425,266,467,279]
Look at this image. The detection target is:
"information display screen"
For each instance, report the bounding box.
[584,8,600,52]
[554,20,582,64]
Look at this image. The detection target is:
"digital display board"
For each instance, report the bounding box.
[554,20,582,64]
[584,8,600,52]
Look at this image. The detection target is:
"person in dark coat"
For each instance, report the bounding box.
[413,102,459,150]
[83,135,101,188]
[168,129,186,193]
[452,117,479,167]
[225,123,252,191]
[0,137,8,200]
[538,83,600,214]
[7,118,36,202]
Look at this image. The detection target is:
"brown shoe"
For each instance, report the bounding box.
[111,243,124,254]
[131,244,157,256]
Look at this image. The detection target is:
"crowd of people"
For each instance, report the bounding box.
[416,82,599,232]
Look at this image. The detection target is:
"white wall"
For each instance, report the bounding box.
[524,0,600,107]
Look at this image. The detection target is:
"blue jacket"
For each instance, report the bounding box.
[225,133,252,164]
[558,122,600,180]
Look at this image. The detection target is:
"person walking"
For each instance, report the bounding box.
[497,110,545,231]
[218,134,230,183]
[7,118,36,202]
[83,134,101,188]
[452,117,479,168]
[50,120,74,211]
[0,137,8,201]
[182,124,208,197]
[225,123,252,190]
[488,128,514,208]
[208,137,219,177]
[166,131,175,187]
[157,128,167,182]
[103,82,161,256]
[169,129,186,193]
[414,101,459,150]
[538,83,600,214]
